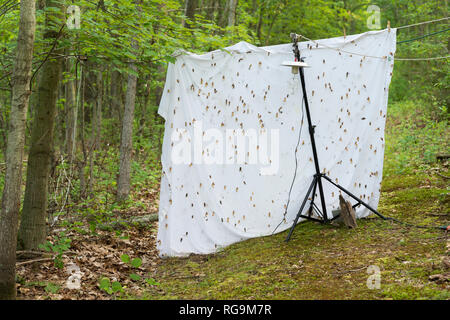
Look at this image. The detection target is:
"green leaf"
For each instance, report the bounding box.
[38,242,52,252]
[44,283,60,294]
[145,278,160,286]
[130,273,141,281]
[165,55,176,64]
[99,277,110,290]
[111,281,123,293]
[121,254,130,264]
[131,257,142,268]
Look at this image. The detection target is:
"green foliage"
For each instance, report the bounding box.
[145,278,160,286]
[38,232,72,269]
[44,282,60,294]
[384,100,449,176]
[381,0,449,110]
[130,273,141,281]
[120,254,130,264]
[23,281,61,296]
[98,277,123,295]
[120,254,143,281]
[130,257,142,268]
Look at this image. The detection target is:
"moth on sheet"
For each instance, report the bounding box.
[157,30,396,257]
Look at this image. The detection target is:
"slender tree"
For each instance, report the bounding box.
[65,56,77,163]
[88,67,103,196]
[116,44,138,202]
[0,0,36,299]
[110,70,123,122]
[227,0,238,26]
[94,67,103,149]
[183,0,198,28]
[17,0,64,250]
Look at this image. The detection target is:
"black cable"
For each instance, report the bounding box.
[397,27,450,44]
[385,217,449,231]
[272,95,305,235]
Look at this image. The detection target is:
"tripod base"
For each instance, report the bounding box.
[285,173,387,242]
[284,35,387,242]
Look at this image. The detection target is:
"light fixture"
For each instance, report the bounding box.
[281,60,310,74]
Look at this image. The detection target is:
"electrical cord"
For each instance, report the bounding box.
[396,17,449,30]
[384,216,449,231]
[397,27,450,44]
[272,95,305,235]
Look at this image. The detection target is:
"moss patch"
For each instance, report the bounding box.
[137,170,448,300]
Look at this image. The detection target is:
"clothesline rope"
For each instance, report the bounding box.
[295,16,450,61]
[396,17,449,29]
[394,56,450,61]
[298,34,388,60]
[297,34,449,61]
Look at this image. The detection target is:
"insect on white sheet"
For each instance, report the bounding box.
[157,30,396,257]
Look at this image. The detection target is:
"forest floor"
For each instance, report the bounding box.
[15,101,450,300]
[15,168,450,300]
[143,171,449,300]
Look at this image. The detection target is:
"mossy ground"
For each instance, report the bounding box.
[14,102,448,300]
[140,170,448,300]
[138,100,449,300]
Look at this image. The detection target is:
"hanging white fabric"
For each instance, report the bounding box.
[157,29,396,257]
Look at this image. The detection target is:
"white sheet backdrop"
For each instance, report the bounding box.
[157,29,396,257]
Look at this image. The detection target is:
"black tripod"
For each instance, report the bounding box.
[285,33,388,242]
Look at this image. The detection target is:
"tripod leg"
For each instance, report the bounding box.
[306,176,318,218]
[316,176,329,222]
[321,175,388,220]
[285,176,317,242]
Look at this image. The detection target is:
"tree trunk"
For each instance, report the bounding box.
[17,0,63,251]
[256,6,264,42]
[265,11,279,45]
[116,43,139,202]
[110,69,123,123]
[78,65,87,198]
[219,0,230,27]
[94,67,103,149]
[137,75,151,141]
[88,67,103,197]
[227,0,238,26]
[65,56,77,162]
[183,0,198,28]
[0,0,36,300]
[0,98,8,155]
[206,0,217,20]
